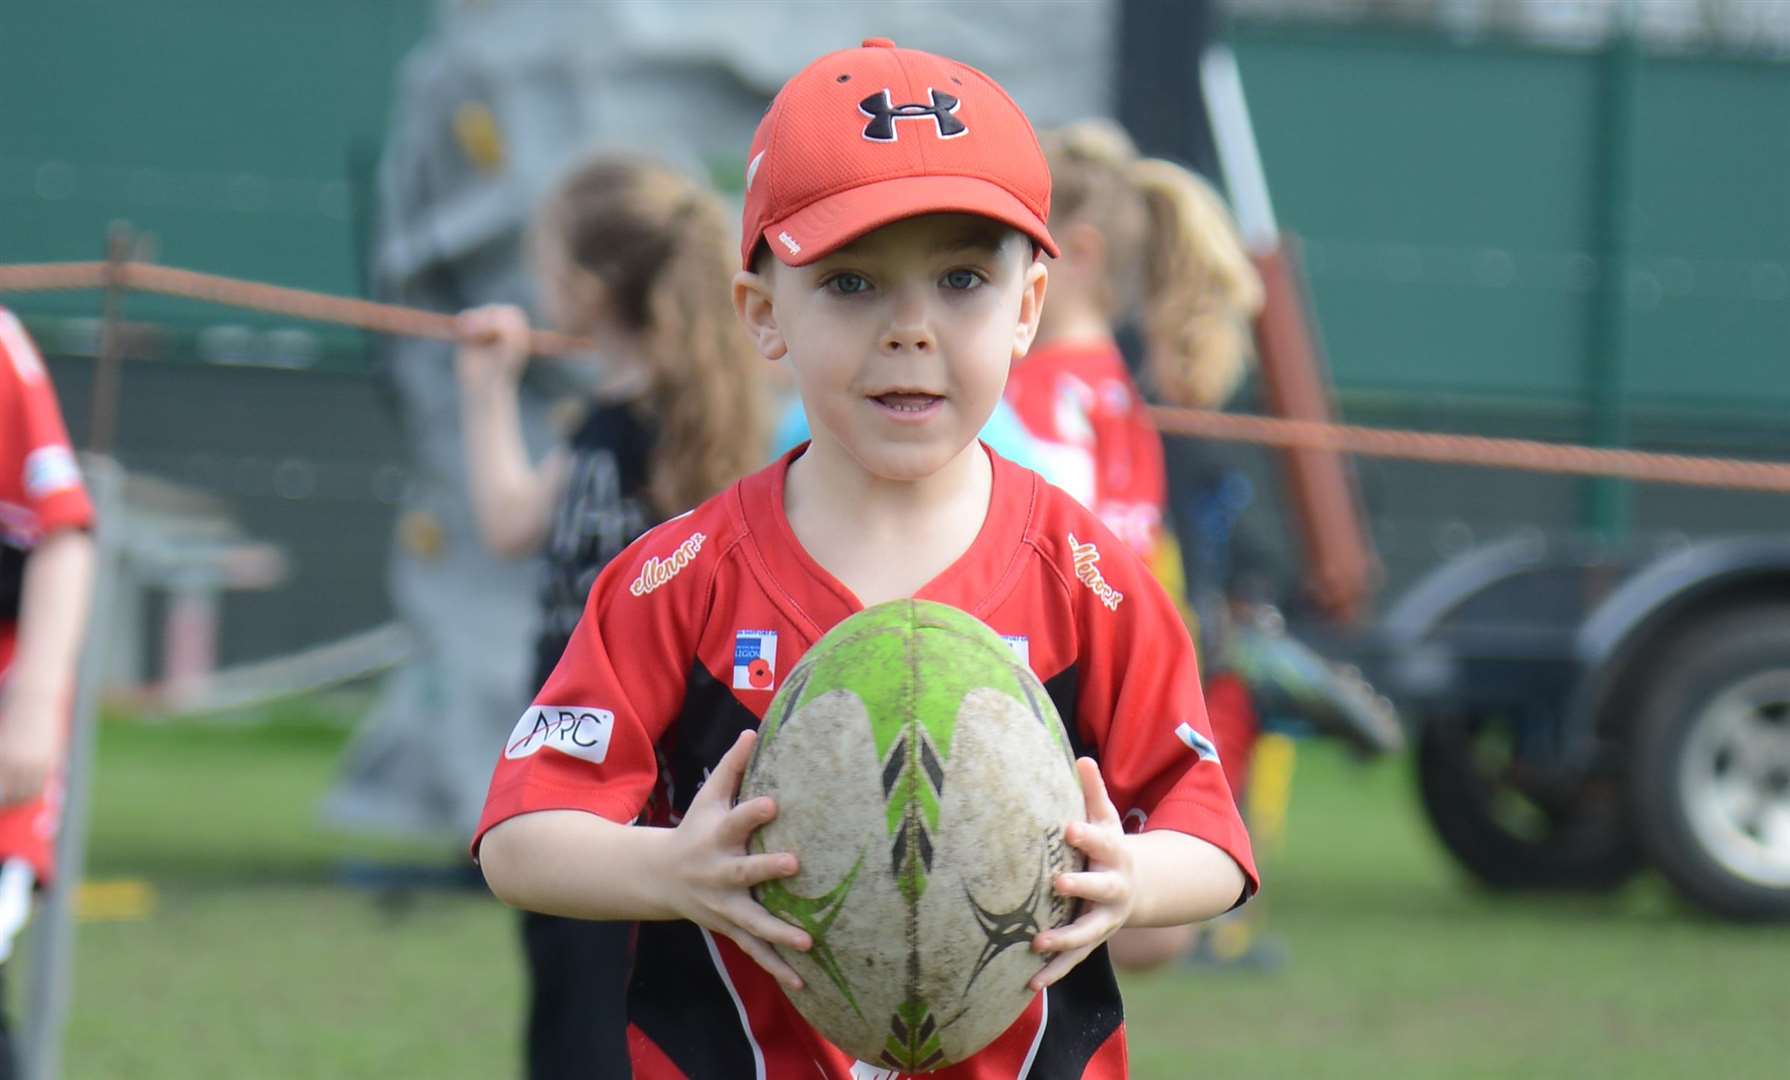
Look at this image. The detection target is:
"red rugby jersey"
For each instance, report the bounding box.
[1,309,95,655]
[475,445,1256,1080]
[1004,339,1167,560]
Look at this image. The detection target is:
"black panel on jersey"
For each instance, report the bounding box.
[659,661,763,819]
[629,920,760,1079]
[1027,944,1126,1078]
[628,661,768,1077]
[1043,665,1093,762]
[1034,665,1128,1075]
[0,544,21,624]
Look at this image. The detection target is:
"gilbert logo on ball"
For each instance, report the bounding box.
[740,600,1085,1072]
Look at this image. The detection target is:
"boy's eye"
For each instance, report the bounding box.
[825,273,871,296]
[942,269,983,291]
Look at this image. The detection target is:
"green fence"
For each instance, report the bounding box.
[4,10,1785,652]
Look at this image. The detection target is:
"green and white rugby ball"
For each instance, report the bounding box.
[740,599,1086,1072]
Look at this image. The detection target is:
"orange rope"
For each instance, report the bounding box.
[0,259,589,358]
[2,258,1786,494]
[1149,407,1790,495]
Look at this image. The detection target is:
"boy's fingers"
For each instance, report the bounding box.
[728,898,813,954]
[724,926,807,992]
[1029,944,1093,991]
[1076,757,1121,826]
[1033,907,1120,955]
[726,850,800,889]
[1053,869,1126,905]
[720,796,779,847]
[1064,820,1125,865]
[694,730,757,810]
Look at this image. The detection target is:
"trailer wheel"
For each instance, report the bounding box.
[1416,707,1641,890]
[1629,605,1790,920]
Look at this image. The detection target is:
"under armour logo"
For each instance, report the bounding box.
[858,89,967,143]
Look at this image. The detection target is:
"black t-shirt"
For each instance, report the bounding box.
[531,401,657,692]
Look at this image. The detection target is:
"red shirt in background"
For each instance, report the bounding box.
[0,308,94,881]
[1004,339,1166,561]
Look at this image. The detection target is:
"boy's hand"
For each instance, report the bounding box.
[454,304,534,389]
[0,692,60,808]
[1030,757,1136,990]
[661,730,812,991]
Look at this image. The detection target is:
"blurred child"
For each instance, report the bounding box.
[0,310,96,1079]
[474,39,1255,1078]
[454,156,767,1080]
[1010,120,1266,970]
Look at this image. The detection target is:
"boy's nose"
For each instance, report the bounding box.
[881,296,936,354]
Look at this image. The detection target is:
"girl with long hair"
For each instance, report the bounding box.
[456,154,768,1078]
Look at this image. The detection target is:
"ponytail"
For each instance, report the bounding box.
[1129,159,1264,409]
[1042,121,1264,410]
[538,156,768,517]
[641,197,768,515]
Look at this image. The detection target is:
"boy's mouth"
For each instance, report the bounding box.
[870,391,944,414]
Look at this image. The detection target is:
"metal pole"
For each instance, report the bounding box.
[20,224,134,1080]
[86,223,133,458]
[20,456,121,1080]
[1584,0,1641,540]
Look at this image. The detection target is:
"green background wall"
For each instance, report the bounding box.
[2,8,1783,658]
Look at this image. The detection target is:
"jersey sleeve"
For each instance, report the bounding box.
[1061,514,1259,898]
[0,311,94,535]
[472,517,717,856]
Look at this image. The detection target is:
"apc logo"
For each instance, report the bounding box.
[858,89,966,143]
[505,705,615,765]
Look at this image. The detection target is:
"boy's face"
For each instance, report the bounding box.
[735,214,1047,483]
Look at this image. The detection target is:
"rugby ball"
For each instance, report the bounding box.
[740,599,1086,1072]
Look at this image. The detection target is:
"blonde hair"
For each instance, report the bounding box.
[1042,120,1265,410]
[535,156,768,515]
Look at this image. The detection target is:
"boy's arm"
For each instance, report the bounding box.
[1124,828,1248,927]
[0,528,95,805]
[479,730,813,990]
[1029,756,1244,989]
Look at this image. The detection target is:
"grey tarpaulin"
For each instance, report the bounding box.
[323,0,1114,844]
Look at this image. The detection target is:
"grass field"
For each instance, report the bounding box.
[38,695,1790,1078]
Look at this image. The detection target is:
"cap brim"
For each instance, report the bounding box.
[762,174,1059,267]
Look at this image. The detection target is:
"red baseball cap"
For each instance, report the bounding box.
[740,38,1058,269]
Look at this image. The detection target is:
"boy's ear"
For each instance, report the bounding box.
[1012,259,1048,360]
[732,270,787,361]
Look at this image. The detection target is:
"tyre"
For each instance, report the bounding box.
[1416,707,1642,890]
[1628,605,1790,920]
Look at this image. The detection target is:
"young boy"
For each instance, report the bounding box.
[0,310,96,1078]
[475,39,1257,1078]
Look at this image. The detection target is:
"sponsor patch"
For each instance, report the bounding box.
[1067,532,1123,610]
[504,705,615,765]
[733,629,778,690]
[1174,721,1220,764]
[1000,634,1030,665]
[22,445,81,499]
[629,530,705,596]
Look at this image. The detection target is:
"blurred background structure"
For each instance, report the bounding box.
[3,0,1790,1076]
[10,0,1785,676]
